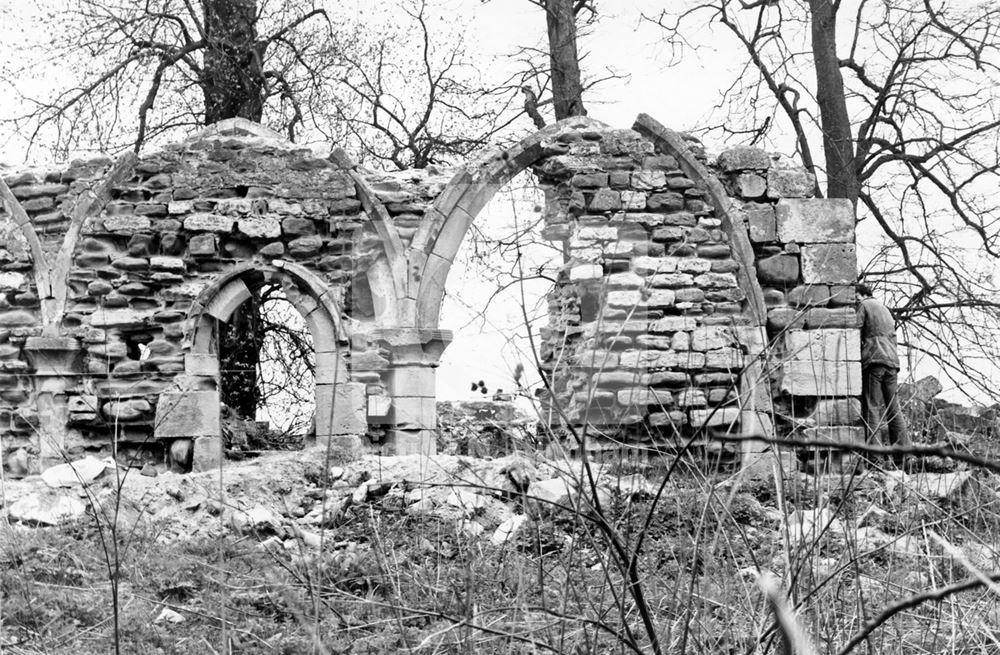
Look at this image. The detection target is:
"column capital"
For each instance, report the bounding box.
[372,327,453,366]
[24,335,82,377]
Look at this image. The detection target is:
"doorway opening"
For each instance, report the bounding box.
[219,283,316,453]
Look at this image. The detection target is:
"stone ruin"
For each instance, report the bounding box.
[0,115,861,475]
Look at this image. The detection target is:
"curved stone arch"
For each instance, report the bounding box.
[410,116,610,328]
[345,168,405,323]
[184,260,349,389]
[186,260,349,355]
[633,113,774,433]
[159,261,356,454]
[632,113,766,325]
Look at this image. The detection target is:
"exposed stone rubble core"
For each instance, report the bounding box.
[536,116,861,461]
[0,115,862,475]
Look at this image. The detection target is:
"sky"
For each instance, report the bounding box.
[0,0,995,408]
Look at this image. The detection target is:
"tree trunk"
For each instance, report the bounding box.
[808,0,859,206]
[202,0,267,419]
[220,299,262,419]
[544,0,587,120]
[202,0,265,124]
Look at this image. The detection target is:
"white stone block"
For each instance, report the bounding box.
[776,199,854,243]
[689,407,741,428]
[801,244,857,284]
[632,256,678,274]
[154,390,221,439]
[606,290,644,308]
[606,272,644,288]
[575,226,618,242]
[621,190,647,209]
[781,360,862,396]
[785,329,860,362]
[237,217,281,239]
[316,383,367,435]
[569,264,603,281]
[184,213,234,232]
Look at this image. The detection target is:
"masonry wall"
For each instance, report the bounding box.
[0,115,863,476]
[535,117,862,460]
[0,123,392,472]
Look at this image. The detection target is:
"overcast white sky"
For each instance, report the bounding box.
[0,0,990,407]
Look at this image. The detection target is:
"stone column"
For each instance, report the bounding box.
[24,335,83,468]
[373,328,452,456]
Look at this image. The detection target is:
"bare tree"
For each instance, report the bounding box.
[541,0,592,119]
[482,0,610,128]
[315,0,523,170]
[2,0,537,426]
[1,0,339,156]
[650,0,1000,401]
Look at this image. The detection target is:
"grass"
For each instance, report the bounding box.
[5,386,1000,655]
[3,443,1000,654]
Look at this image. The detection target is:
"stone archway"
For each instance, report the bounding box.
[153,261,364,470]
[383,114,778,458]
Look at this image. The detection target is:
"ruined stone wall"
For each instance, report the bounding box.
[535,116,861,460]
[0,114,863,476]
[0,122,399,472]
[718,146,862,446]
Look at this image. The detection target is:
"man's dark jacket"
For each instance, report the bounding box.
[858,297,899,369]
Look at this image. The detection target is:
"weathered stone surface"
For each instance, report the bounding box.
[776,199,853,243]
[150,256,185,272]
[804,308,858,329]
[89,308,155,328]
[810,399,862,425]
[787,284,829,307]
[103,398,152,421]
[188,233,217,256]
[589,188,621,211]
[781,360,862,396]
[617,387,673,407]
[632,256,677,274]
[40,456,108,488]
[801,426,864,444]
[767,168,816,199]
[316,383,367,435]
[238,217,281,238]
[12,183,69,199]
[743,202,776,242]
[103,215,152,232]
[569,264,603,281]
[689,407,740,428]
[154,391,221,438]
[607,272,644,288]
[735,173,767,198]
[757,254,799,285]
[0,311,37,326]
[112,256,149,271]
[184,213,234,232]
[828,285,856,306]
[282,216,315,235]
[718,146,771,172]
[191,436,223,472]
[288,235,323,257]
[785,329,860,361]
[8,492,87,525]
[801,244,856,284]
[767,307,807,332]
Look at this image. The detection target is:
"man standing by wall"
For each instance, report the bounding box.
[857,283,910,463]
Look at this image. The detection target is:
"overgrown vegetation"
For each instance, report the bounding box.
[4,407,1000,654]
